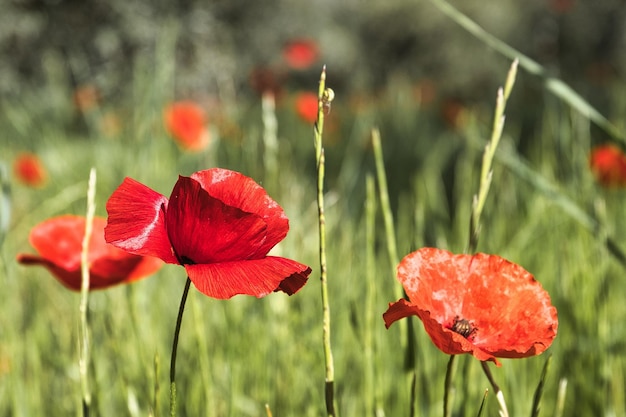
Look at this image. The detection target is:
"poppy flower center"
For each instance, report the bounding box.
[450,316,477,339]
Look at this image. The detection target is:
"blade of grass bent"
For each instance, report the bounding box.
[424,0,624,143]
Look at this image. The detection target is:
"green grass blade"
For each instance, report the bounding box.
[530,355,552,417]
[425,0,624,143]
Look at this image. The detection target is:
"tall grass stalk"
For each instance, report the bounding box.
[262,91,279,190]
[314,65,337,417]
[79,167,97,416]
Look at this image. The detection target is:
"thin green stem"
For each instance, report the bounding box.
[79,168,96,417]
[443,355,456,417]
[314,66,337,417]
[480,362,509,417]
[170,277,192,417]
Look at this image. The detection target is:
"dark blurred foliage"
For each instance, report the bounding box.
[2,0,626,104]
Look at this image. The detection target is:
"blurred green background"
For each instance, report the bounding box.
[2,0,626,416]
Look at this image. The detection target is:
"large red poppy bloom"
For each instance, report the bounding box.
[589,144,626,187]
[383,248,558,366]
[164,101,209,151]
[104,168,312,299]
[17,215,163,290]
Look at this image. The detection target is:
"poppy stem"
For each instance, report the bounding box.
[443,355,456,417]
[170,277,192,417]
[480,361,509,417]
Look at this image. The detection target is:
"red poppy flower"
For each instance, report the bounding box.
[104,168,312,299]
[283,39,319,70]
[17,215,163,290]
[13,152,48,188]
[295,92,319,124]
[383,248,558,366]
[589,144,626,187]
[164,101,209,151]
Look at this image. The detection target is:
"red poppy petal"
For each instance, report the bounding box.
[166,175,269,264]
[27,215,86,271]
[191,169,289,257]
[185,256,311,299]
[383,299,421,328]
[105,177,177,264]
[395,248,557,362]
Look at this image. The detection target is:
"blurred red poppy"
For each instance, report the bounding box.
[105,168,312,299]
[73,84,100,113]
[283,39,319,70]
[13,153,48,188]
[384,248,558,366]
[164,101,209,151]
[295,92,319,124]
[589,144,626,187]
[17,215,163,290]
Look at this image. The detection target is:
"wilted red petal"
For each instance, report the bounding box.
[164,101,209,151]
[191,169,289,257]
[166,175,269,264]
[283,39,319,70]
[105,177,178,264]
[13,153,47,188]
[295,92,319,124]
[17,215,163,291]
[185,256,311,299]
[386,248,558,365]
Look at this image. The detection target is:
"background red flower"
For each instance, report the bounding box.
[17,215,163,290]
[589,144,626,187]
[384,248,558,366]
[105,168,311,299]
[282,39,319,70]
[164,101,209,151]
[295,92,319,124]
[13,153,48,188]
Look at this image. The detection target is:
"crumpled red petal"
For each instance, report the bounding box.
[385,247,558,365]
[191,169,289,258]
[185,256,311,299]
[166,176,269,264]
[105,177,178,264]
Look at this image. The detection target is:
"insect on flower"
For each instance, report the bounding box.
[451,316,477,339]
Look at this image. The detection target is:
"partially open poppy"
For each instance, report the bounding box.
[13,153,48,188]
[383,248,558,366]
[589,144,626,187]
[283,39,319,70]
[104,168,312,299]
[164,101,209,151]
[17,215,163,290]
[295,92,319,124]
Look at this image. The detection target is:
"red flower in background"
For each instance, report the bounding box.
[384,248,558,366]
[17,215,163,290]
[164,101,209,151]
[295,92,319,124]
[283,39,319,70]
[105,168,312,299]
[589,144,626,187]
[13,153,48,188]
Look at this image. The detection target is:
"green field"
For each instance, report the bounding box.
[3,2,626,417]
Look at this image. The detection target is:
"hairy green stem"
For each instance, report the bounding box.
[314,66,337,417]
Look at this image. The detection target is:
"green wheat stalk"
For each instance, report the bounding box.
[314,66,337,417]
[79,167,97,416]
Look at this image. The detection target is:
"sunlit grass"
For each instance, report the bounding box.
[2,24,626,417]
